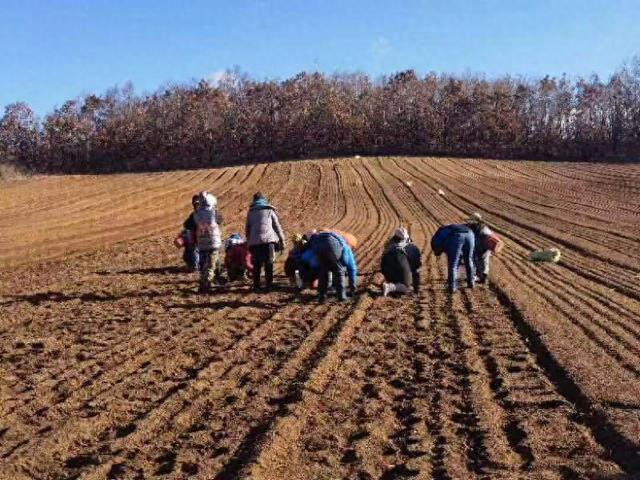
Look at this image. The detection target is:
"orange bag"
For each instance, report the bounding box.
[174,233,185,249]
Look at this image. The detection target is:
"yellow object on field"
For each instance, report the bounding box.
[529,248,561,263]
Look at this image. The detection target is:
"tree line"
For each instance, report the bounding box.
[1,59,639,174]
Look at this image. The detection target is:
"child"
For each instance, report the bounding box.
[193,192,223,293]
[224,234,253,282]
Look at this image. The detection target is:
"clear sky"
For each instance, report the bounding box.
[2,0,639,116]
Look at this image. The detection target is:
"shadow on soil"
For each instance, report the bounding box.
[0,289,169,306]
[97,266,189,276]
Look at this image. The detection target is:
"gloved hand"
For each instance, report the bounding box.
[278,240,285,254]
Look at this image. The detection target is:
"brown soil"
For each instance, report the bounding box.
[1,157,639,479]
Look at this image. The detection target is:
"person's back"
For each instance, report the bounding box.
[381,228,421,296]
[245,193,285,291]
[193,192,223,292]
[307,232,357,301]
[431,223,475,293]
[224,240,252,281]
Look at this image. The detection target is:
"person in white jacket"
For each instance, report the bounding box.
[193,191,223,293]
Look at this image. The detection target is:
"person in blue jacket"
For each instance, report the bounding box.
[301,231,357,302]
[431,224,476,293]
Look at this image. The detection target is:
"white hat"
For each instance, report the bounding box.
[198,192,217,208]
[394,227,409,240]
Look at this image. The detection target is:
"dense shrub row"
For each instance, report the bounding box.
[1,60,639,174]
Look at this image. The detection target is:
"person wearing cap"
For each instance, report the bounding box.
[465,212,493,284]
[223,234,253,282]
[301,231,357,302]
[430,223,476,293]
[381,227,422,296]
[193,191,224,293]
[245,192,286,292]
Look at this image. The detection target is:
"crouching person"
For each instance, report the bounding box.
[431,224,476,293]
[194,192,223,293]
[303,231,357,302]
[224,234,253,282]
[381,227,422,296]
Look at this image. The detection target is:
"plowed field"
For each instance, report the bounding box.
[1,157,639,480]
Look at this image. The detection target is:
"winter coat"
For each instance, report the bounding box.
[302,232,357,288]
[224,243,253,272]
[193,201,223,250]
[245,199,285,248]
[431,224,473,256]
[382,240,422,273]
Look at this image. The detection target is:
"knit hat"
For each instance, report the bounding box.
[394,227,409,241]
[253,192,265,202]
[468,212,482,223]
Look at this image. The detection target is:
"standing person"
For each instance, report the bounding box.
[180,195,200,271]
[223,234,253,282]
[465,212,496,284]
[193,192,223,293]
[430,224,476,293]
[245,192,285,292]
[302,231,357,302]
[381,227,422,296]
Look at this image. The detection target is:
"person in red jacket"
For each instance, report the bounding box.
[224,234,253,282]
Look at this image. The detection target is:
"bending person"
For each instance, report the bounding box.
[381,227,422,296]
[431,224,475,293]
[224,234,253,282]
[302,231,357,302]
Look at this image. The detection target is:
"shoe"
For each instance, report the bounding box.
[252,285,261,293]
[447,286,458,294]
[468,283,475,290]
[477,275,487,284]
[382,283,391,297]
[337,290,347,301]
[319,295,327,304]
[198,281,210,294]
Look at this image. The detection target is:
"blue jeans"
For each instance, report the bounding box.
[183,246,199,271]
[446,232,475,291]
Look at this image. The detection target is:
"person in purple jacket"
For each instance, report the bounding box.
[431,224,476,293]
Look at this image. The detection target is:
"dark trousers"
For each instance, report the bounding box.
[183,246,199,271]
[250,243,275,287]
[315,237,346,299]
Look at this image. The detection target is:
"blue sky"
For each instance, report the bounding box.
[2,0,639,116]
